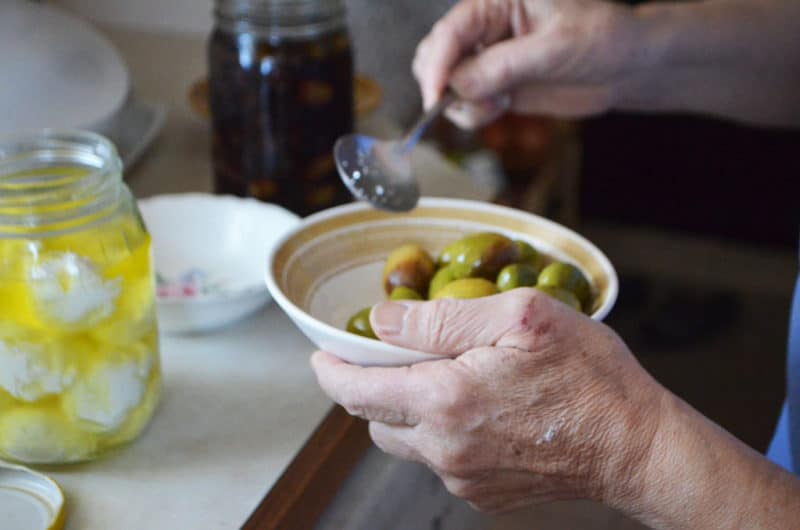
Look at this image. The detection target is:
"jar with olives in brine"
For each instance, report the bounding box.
[209,0,354,216]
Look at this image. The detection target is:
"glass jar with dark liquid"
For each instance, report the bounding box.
[209,0,354,216]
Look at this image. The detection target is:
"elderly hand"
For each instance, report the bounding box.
[311,289,666,513]
[412,0,642,128]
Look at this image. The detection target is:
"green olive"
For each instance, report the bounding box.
[382,244,435,296]
[431,278,498,300]
[437,243,455,268]
[537,262,591,306]
[389,286,423,300]
[496,263,540,292]
[438,232,519,280]
[513,240,544,272]
[535,286,582,312]
[346,307,377,339]
[428,266,458,299]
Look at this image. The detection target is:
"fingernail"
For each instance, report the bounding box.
[445,103,480,130]
[371,302,408,335]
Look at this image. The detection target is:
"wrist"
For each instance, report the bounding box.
[604,391,738,528]
[611,2,680,112]
[611,392,706,527]
[611,390,800,529]
[593,380,670,513]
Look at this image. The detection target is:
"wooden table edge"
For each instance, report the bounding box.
[242,405,371,530]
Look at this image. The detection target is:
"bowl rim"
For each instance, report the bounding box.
[138,192,300,306]
[265,197,619,357]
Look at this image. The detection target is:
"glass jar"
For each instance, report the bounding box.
[209,0,354,216]
[0,130,161,464]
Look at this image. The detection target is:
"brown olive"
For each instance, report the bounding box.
[382,244,435,296]
[346,307,377,339]
[431,278,499,300]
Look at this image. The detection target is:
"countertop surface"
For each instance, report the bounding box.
[50,306,331,530]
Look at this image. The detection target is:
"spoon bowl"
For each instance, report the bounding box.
[334,134,419,211]
[334,92,456,212]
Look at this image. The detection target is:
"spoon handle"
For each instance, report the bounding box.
[401,91,457,152]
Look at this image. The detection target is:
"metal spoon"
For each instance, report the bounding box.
[334,91,457,212]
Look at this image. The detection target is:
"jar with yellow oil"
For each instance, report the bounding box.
[0,130,160,464]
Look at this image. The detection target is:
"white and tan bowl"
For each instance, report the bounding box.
[266,198,618,366]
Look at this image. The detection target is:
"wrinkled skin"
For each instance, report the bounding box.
[412,0,640,128]
[312,289,665,512]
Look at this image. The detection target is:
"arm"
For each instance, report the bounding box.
[624,0,800,127]
[413,0,800,128]
[311,290,800,529]
[622,392,800,529]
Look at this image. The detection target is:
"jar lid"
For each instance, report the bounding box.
[214,0,346,37]
[216,0,345,18]
[0,461,65,530]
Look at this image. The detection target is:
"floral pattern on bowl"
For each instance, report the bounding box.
[138,193,300,333]
[155,269,227,299]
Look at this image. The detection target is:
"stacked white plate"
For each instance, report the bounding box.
[0,0,164,167]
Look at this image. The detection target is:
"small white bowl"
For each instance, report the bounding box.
[138,193,299,333]
[266,198,618,366]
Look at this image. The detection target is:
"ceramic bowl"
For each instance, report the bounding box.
[266,198,618,366]
[138,193,299,333]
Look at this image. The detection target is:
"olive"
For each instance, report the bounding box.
[438,232,519,280]
[428,266,457,299]
[535,286,582,312]
[208,26,353,216]
[382,244,435,296]
[537,262,591,306]
[389,286,423,300]
[496,263,540,292]
[346,307,377,339]
[431,278,498,300]
[513,240,544,271]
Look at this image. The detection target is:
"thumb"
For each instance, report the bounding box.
[369,288,548,356]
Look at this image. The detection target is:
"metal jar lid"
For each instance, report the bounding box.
[0,461,65,530]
